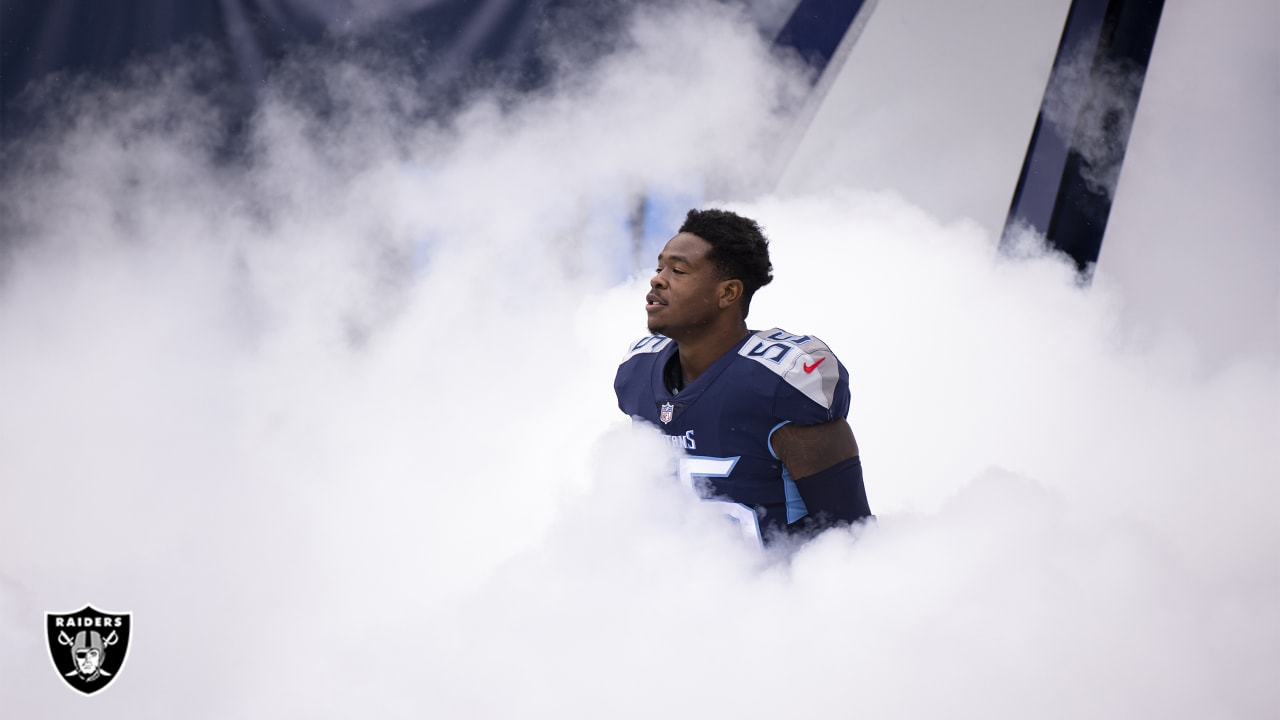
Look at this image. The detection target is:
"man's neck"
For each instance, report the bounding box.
[673,322,749,382]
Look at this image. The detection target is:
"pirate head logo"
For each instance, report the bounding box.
[46,606,131,695]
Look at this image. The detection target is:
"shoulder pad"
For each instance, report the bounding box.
[620,334,672,363]
[737,328,842,409]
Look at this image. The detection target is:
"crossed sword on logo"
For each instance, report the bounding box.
[57,629,119,677]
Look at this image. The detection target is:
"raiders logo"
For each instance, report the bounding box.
[46,605,132,695]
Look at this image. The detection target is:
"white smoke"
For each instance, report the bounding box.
[1,1,1276,718]
[1040,42,1146,198]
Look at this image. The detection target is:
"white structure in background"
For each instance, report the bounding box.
[779,0,1278,370]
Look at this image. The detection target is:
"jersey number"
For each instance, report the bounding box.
[679,455,762,546]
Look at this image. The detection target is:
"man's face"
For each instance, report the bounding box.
[76,647,102,675]
[646,232,725,338]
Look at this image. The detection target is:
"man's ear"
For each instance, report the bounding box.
[718,279,744,309]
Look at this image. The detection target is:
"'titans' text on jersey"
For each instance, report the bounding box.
[614,328,851,542]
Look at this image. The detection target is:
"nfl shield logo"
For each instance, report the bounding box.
[660,402,674,424]
[46,605,132,695]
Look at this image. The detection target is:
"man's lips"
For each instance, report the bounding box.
[646,292,666,309]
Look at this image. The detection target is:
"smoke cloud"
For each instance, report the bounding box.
[1041,42,1146,198]
[1,1,1275,718]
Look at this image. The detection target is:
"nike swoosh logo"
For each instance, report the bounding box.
[803,357,826,373]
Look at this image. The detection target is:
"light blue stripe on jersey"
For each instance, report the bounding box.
[767,421,789,460]
[782,467,809,524]
[770,422,810,523]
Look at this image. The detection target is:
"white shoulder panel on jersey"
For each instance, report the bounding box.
[737,328,841,409]
[621,334,672,363]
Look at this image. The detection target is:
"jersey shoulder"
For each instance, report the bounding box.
[736,327,845,411]
[619,334,673,364]
[615,334,671,415]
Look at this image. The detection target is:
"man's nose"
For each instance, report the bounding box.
[650,271,666,289]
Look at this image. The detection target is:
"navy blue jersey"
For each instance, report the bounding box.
[614,328,851,542]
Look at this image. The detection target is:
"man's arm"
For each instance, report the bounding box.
[771,419,871,529]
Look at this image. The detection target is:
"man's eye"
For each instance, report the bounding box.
[671,268,685,274]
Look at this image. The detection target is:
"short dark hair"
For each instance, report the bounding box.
[679,208,774,317]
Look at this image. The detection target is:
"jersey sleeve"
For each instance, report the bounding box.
[737,328,850,425]
[774,342,850,423]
